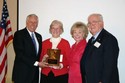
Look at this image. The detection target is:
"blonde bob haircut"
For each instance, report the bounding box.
[70,21,88,39]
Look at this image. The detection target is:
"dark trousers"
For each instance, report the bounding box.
[40,71,68,83]
[13,69,39,83]
[32,69,39,83]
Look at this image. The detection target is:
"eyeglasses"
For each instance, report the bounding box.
[87,21,101,27]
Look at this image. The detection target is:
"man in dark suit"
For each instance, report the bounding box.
[12,14,42,83]
[80,13,120,83]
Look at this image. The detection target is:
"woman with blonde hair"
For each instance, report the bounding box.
[68,21,88,83]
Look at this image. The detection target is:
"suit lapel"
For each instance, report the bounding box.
[35,32,42,56]
[94,29,105,45]
[24,28,42,57]
[85,29,105,58]
[35,33,41,45]
[24,28,33,44]
[24,28,38,56]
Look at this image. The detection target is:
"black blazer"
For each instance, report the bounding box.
[12,28,42,83]
[80,29,120,83]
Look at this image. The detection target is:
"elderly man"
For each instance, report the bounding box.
[12,14,42,83]
[80,13,120,83]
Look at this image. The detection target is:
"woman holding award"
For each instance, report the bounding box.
[40,20,70,83]
[68,22,88,83]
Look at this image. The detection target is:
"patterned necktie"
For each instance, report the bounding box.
[31,33,37,54]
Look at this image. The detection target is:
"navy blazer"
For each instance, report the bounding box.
[12,28,42,83]
[80,29,120,83]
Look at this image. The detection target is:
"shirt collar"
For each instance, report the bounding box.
[93,29,102,39]
[26,28,35,36]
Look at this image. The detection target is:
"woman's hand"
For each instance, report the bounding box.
[49,63,63,69]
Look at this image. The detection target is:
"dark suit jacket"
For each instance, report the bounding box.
[12,28,42,83]
[80,29,120,83]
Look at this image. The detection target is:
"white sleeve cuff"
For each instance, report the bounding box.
[60,54,63,62]
[34,61,39,66]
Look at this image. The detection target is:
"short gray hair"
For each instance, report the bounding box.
[26,14,38,22]
[49,20,64,34]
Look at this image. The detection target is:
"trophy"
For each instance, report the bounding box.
[47,49,61,66]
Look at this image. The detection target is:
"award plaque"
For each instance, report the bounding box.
[47,49,61,66]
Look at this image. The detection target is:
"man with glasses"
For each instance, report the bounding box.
[80,13,120,83]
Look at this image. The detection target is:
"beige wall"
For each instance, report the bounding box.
[0,0,17,83]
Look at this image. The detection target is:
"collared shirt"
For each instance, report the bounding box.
[27,28,39,54]
[93,29,103,40]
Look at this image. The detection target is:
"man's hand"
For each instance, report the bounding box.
[38,61,48,68]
